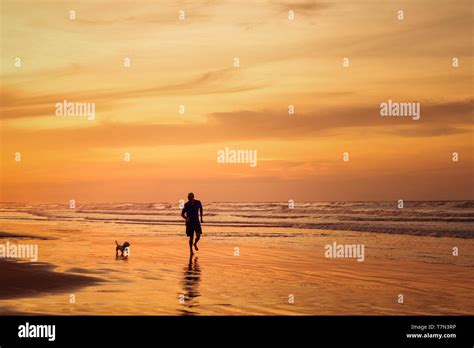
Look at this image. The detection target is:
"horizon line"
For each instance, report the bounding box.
[0,199,472,204]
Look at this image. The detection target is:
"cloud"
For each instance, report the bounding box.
[273,1,332,14]
[2,99,471,150]
[0,68,267,120]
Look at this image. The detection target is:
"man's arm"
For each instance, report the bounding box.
[200,203,203,223]
[181,206,187,220]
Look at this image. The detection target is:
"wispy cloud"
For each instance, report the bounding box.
[1,68,268,120]
[272,0,332,14]
[3,99,471,150]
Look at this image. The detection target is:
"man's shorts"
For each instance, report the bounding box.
[186,222,202,237]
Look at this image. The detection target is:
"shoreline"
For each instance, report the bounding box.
[0,235,472,315]
[0,217,472,315]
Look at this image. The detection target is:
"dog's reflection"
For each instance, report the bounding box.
[178,255,201,315]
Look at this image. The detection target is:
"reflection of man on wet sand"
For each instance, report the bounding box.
[181,192,203,255]
[183,256,201,299]
[179,255,201,315]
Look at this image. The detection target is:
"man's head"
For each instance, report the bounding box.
[188,192,195,202]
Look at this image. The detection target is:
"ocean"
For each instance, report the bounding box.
[1,201,473,238]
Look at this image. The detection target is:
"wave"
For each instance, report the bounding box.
[1,201,473,239]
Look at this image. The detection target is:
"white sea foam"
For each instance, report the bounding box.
[0,201,472,238]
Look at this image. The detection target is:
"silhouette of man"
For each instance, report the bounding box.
[181,192,203,255]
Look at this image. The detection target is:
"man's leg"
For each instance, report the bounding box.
[189,232,194,255]
[193,225,202,251]
[194,233,200,251]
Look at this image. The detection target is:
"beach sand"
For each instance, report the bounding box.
[0,260,102,301]
[0,219,473,315]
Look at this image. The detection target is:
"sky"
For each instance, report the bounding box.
[0,0,472,202]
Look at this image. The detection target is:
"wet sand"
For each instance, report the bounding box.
[0,220,473,315]
[0,259,103,300]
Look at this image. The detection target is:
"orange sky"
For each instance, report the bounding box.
[1,0,473,202]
